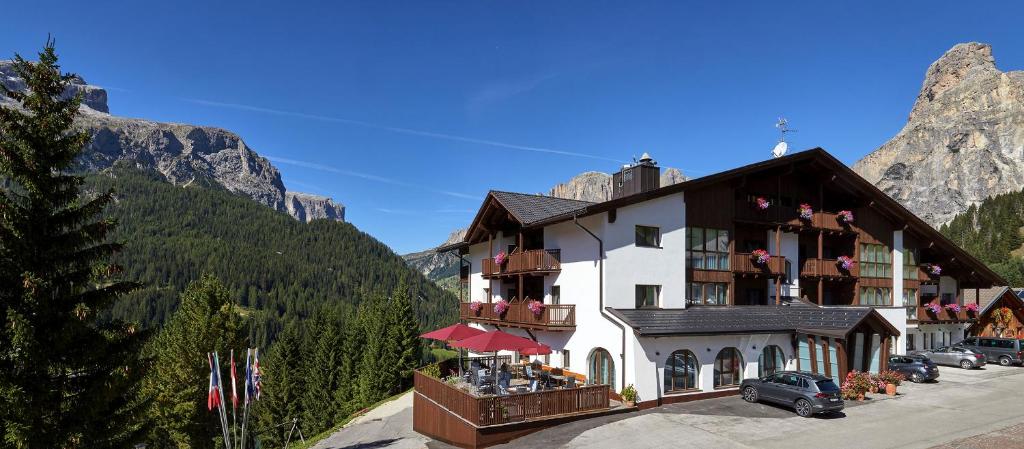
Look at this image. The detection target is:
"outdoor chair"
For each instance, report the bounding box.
[529,379,539,392]
[524,365,534,379]
[565,377,576,389]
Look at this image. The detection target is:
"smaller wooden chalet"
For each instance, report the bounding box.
[969,287,1024,338]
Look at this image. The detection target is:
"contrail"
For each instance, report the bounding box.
[265,156,479,200]
[184,98,624,163]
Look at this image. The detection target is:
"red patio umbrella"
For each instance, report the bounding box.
[519,343,552,356]
[420,323,486,376]
[451,330,540,391]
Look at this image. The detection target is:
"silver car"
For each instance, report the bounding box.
[911,346,986,369]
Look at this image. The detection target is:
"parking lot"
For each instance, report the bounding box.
[483,364,1024,449]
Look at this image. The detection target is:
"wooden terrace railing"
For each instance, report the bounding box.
[460,300,576,329]
[413,370,611,427]
[799,258,858,278]
[482,249,561,278]
[731,253,785,276]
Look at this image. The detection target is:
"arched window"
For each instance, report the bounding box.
[588,348,615,387]
[664,350,699,392]
[758,345,785,377]
[714,347,744,387]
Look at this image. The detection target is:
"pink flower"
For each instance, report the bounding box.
[494,299,509,315]
[527,300,545,316]
[965,303,979,312]
[838,210,854,223]
[469,301,483,313]
[798,203,813,220]
[751,249,770,265]
[756,197,770,210]
[928,264,942,276]
[495,251,507,265]
[926,303,942,314]
[837,256,854,271]
[945,303,961,313]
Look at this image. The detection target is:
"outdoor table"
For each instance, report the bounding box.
[550,374,566,387]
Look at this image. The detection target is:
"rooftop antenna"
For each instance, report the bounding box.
[772,117,796,158]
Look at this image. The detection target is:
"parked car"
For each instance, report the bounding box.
[955,337,1024,366]
[740,371,843,417]
[888,354,940,382]
[911,346,986,369]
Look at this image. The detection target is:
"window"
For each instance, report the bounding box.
[688,282,727,305]
[664,350,699,392]
[688,227,730,270]
[635,225,661,247]
[714,347,743,387]
[907,334,915,351]
[859,287,892,306]
[859,243,892,278]
[758,345,785,377]
[550,286,560,305]
[903,248,919,279]
[562,350,570,369]
[636,285,660,308]
[903,288,917,306]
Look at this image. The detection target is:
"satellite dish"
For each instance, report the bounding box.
[772,141,788,158]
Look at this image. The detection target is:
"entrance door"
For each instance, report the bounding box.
[747,289,766,306]
[588,348,615,386]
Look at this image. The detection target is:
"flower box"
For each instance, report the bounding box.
[751,249,770,266]
[798,203,813,221]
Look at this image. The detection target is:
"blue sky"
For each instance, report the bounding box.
[4,1,1024,254]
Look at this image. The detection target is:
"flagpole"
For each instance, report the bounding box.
[230,349,238,449]
[214,352,232,449]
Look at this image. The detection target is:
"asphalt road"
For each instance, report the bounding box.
[314,364,1024,449]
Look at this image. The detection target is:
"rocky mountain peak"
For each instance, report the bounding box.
[0,60,109,113]
[911,42,997,120]
[546,166,687,202]
[854,42,1024,226]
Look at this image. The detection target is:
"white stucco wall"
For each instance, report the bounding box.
[905,323,970,350]
[893,230,905,307]
[603,192,687,309]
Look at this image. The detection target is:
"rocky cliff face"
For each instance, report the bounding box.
[853,43,1024,226]
[406,166,686,279]
[0,60,344,222]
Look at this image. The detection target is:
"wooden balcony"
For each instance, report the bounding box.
[460,300,576,331]
[814,211,854,232]
[732,253,786,276]
[800,258,858,278]
[915,306,978,323]
[413,369,610,427]
[733,200,798,226]
[482,249,561,278]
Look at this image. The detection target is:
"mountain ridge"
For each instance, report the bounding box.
[0,59,345,222]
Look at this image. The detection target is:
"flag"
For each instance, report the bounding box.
[230,349,238,410]
[250,346,260,399]
[244,348,253,405]
[207,352,222,411]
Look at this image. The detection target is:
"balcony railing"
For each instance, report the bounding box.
[414,369,610,427]
[915,306,978,322]
[734,200,798,225]
[461,300,576,330]
[482,249,561,278]
[731,253,786,276]
[814,211,854,232]
[800,258,858,278]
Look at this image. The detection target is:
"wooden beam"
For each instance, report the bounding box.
[835,338,848,380]
[808,334,818,374]
[881,336,891,371]
[821,337,831,378]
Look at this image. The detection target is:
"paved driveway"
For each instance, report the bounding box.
[319,365,1024,449]
[496,365,1024,449]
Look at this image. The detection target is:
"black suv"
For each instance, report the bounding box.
[741,371,843,417]
[888,354,939,382]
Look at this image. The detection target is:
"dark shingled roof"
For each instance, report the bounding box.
[608,303,897,337]
[490,191,594,226]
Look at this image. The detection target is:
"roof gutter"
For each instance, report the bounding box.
[574,214,626,394]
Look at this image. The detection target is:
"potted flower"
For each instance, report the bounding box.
[469,301,483,315]
[755,196,770,210]
[493,299,509,317]
[878,370,904,396]
[965,303,980,315]
[527,299,545,317]
[927,264,942,276]
[837,210,854,224]
[494,251,507,266]
[925,303,942,316]
[621,384,638,407]
[798,203,813,221]
[945,303,962,315]
[841,371,871,401]
[751,249,771,266]
[836,255,854,272]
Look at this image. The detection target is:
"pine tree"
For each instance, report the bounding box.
[0,39,146,448]
[332,308,365,420]
[300,309,344,435]
[141,275,246,449]
[254,321,306,448]
[386,282,422,392]
[355,296,393,405]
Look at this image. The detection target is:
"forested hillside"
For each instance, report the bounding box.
[88,166,457,347]
[941,189,1024,286]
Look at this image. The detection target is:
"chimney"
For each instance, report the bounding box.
[612,152,661,199]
